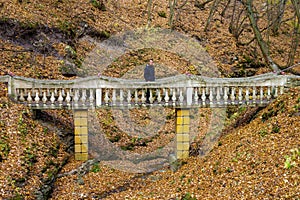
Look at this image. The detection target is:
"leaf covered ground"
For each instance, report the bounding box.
[48,88,300,200]
[0,0,300,199]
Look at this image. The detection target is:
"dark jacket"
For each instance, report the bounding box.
[144,64,155,81]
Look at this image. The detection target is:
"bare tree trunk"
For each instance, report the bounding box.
[229,0,247,40]
[169,0,177,29]
[287,0,300,67]
[287,21,299,67]
[229,0,237,33]
[204,0,221,32]
[147,0,153,28]
[168,0,188,29]
[272,0,288,35]
[243,0,279,72]
[291,0,300,20]
[194,0,213,10]
[221,0,231,17]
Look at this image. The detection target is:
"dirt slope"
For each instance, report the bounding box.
[48,87,299,200]
[0,0,300,199]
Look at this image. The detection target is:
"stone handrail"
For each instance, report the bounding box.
[0,75,10,83]
[2,73,299,109]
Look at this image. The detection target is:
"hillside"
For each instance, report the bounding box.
[1,84,299,199]
[1,0,300,78]
[0,0,300,199]
[103,88,300,199]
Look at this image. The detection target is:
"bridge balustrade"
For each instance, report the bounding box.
[4,73,296,109]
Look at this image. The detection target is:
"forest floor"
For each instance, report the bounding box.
[0,0,300,199]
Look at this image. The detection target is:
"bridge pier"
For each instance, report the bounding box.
[176,108,190,159]
[74,109,89,161]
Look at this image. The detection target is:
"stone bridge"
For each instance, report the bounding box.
[1,73,299,160]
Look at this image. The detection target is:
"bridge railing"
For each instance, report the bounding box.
[2,73,299,109]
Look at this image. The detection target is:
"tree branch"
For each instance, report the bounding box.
[242,0,279,72]
[195,0,213,10]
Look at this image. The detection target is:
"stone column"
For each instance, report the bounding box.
[74,109,88,160]
[176,108,190,159]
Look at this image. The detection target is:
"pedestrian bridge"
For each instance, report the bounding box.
[1,73,299,161]
[2,73,299,109]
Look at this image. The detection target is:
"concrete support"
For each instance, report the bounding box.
[176,108,190,159]
[74,109,88,160]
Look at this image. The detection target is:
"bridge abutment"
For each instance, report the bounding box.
[176,108,190,159]
[74,109,89,161]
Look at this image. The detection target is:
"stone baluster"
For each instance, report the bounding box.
[70,89,74,98]
[127,89,132,106]
[15,89,19,100]
[89,89,94,106]
[220,87,224,96]
[224,87,228,105]
[209,87,213,105]
[267,86,271,101]
[186,87,192,106]
[47,89,51,97]
[164,89,170,106]
[238,87,243,104]
[120,89,124,106]
[34,90,40,106]
[112,89,116,106]
[216,87,221,105]
[81,89,87,105]
[172,89,177,106]
[27,91,32,104]
[141,90,146,104]
[260,87,264,104]
[280,86,284,95]
[66,90,71,106]
[252,86,257,104]
[245,87,249,103]
[42,91,47,105]
[201,88,206,106]
[230,87,236,105]
[157,89,162,104]
[19,89,25,101]
[95,88,102,107]
[58,90,64,106]
[179,88,184,105]
[62,89,65,97]
[104,90,109,105]
[74,89,79,107]
[50,91,55,105]
[134,90,139,105]
[205,87,209,95]
[149,89,154,104]
[194,88,199,105]
[274,86,278,97]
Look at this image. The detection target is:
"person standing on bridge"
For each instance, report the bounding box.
[144,59,155,103]
[144,59,155,82]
